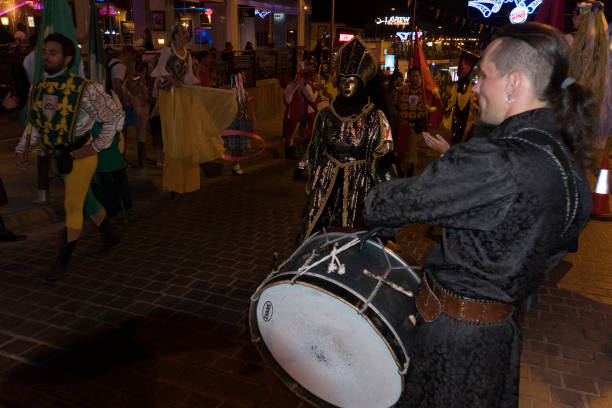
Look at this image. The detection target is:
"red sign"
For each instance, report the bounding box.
[339,33,354,42]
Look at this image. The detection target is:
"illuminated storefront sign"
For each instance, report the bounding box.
[339,33,354,42]
[396,32,422,42]
[255,9,271,18]
[375,16,410,26]
[99,4,116,15]
[509,5,528,23]
[468,0,542,23]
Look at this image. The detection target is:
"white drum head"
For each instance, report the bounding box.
[256,282,402,408]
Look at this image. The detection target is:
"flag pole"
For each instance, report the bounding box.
[410,0,417,66]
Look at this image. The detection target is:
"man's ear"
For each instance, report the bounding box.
[506,70,522,97]
[63,55,74,70]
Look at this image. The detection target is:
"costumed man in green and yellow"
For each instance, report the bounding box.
[15,33,125,282]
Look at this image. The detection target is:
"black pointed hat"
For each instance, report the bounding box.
[335,36,378,86]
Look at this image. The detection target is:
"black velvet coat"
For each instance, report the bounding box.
[364,109,591,407]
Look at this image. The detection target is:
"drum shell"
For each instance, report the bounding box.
[249,232,421,407]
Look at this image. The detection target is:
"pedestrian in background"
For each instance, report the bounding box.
[150,25,200,193]
[0,92,26,242]
[196,51,216,87]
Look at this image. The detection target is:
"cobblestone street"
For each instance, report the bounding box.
[0,159,610,407]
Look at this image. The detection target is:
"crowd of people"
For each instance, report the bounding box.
[1,24,254,278]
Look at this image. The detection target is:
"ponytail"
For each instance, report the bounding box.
[552,80,596,170]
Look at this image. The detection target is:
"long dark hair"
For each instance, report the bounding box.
[491,23,596,169]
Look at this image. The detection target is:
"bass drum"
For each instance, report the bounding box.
[249,231,421,408]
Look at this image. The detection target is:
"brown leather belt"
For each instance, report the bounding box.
[416,273,514,325]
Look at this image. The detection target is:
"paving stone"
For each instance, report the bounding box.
[550,386,586,407]
[561,347,595,362]
[1,338,38,355]
[530,367,563,387]
[11,320,48,337]
[547,356,581,375]
[519,380,551,402]
[562,373,598,394]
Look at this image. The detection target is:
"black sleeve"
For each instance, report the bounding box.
[364,138,518,231]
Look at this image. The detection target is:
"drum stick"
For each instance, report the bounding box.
[362,268,414,298]
[359,227,384,250]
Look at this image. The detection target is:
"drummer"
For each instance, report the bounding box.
[363,23,593,407]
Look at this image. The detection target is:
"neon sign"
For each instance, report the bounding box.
[468,0,542,23]
[339,33,354,42]
[396,32,422,42]
[0,0,33,16]
[255,9,271,18]
[509,5,528,23]
[375,16,411,26]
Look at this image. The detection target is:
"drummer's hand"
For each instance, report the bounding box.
[423,132,450,154]
[377,226,403,239]
[359,226,401,250]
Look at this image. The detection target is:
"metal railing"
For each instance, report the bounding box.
[215,48,300,88]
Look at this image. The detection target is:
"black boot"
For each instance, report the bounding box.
[137,141,146,168]
[45,235,77,282]
[99,218,119,254]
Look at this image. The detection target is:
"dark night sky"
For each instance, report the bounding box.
[310,0,612,34]
[312,0,482,26]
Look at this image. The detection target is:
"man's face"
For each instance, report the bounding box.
[458,60,471,78]
[472,40,510,125]
[408,71,421,87]
[42,41,71,75]
[338,75,360,98]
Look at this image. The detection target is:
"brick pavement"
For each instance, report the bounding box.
[559,219,612,305]
[0,158,610,407]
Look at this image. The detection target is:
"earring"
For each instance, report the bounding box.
[504,94,514,104]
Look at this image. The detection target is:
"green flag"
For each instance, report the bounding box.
[88,0,106,88]
[32,0,83,83]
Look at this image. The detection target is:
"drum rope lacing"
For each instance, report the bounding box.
[250,233,359,303]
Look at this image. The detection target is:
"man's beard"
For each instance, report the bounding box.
[44,62,64,76]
